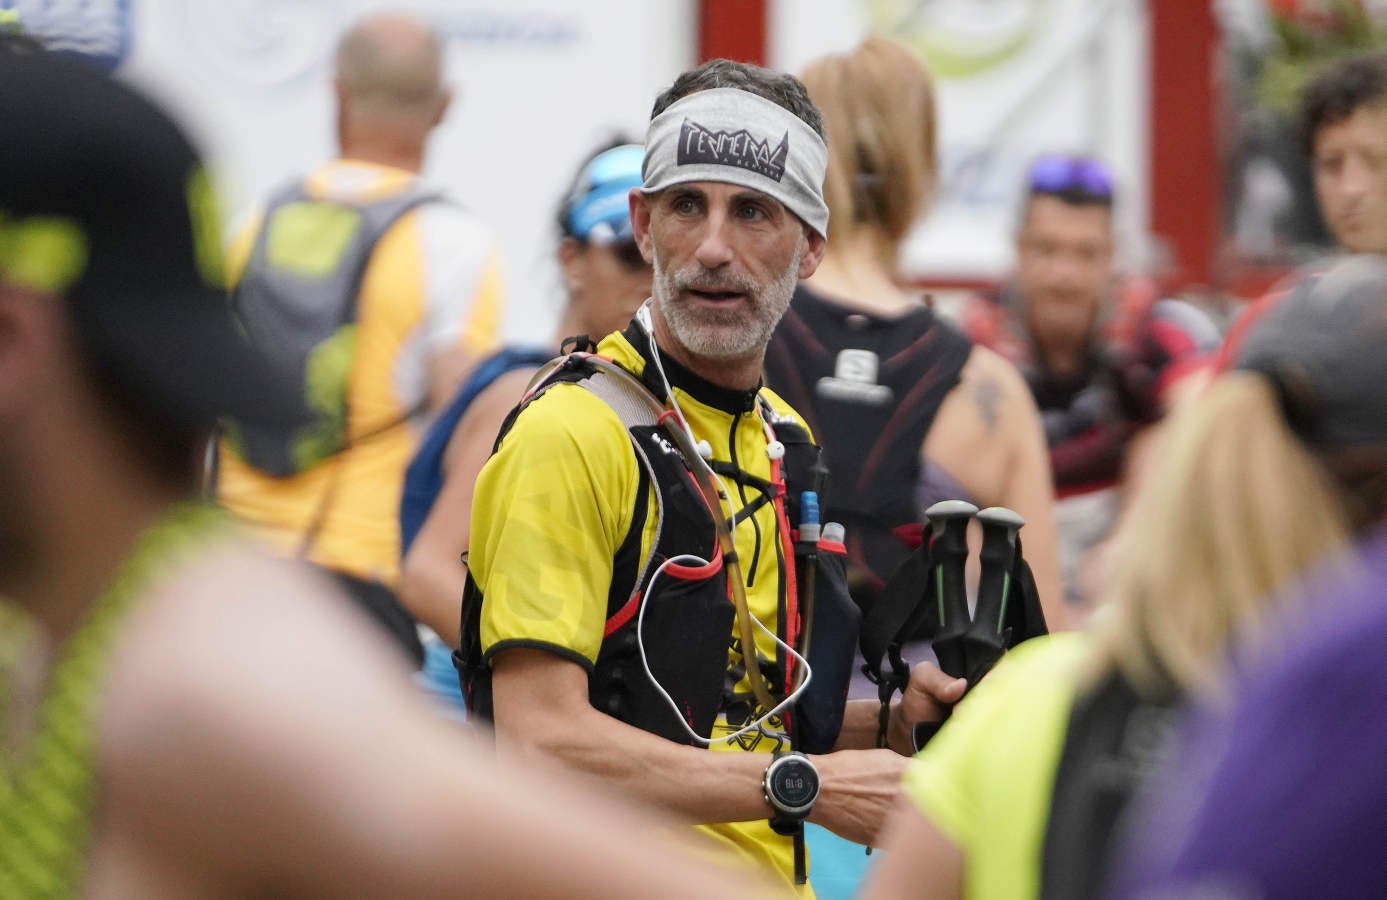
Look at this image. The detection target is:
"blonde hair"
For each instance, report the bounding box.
[1088,372,1352,700]
[798,37,937,259]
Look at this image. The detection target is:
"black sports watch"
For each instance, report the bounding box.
[762,751,821,835]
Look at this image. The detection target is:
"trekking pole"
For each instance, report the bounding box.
[911,500,977,750]
[924,500,977,680]
[968,507,1026,686]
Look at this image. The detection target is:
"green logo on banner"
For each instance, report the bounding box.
[868,0,1048,79]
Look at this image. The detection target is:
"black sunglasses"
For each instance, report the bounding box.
[608,239,649,272]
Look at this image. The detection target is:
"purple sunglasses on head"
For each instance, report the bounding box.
[1027,155,1114,198]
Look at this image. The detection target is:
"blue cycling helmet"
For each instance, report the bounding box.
[561,142,644,245]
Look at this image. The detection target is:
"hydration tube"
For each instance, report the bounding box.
[575,353,783,716]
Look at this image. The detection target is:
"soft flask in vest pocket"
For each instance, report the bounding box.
[589,550,735,745]
[778,419,861,754]
[794,538,860,754]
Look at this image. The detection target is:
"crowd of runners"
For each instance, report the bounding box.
[3,11,1387,900]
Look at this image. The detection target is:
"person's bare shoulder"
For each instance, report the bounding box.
[92,533,784,899]
[99,530,426,758]
[101,533,413,713]
[957,343,1034,427]
[94,536,431,884]
[924,344,1037,501]
[441,365,539,469]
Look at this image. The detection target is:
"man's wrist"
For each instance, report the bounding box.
[886,702,915,755]
[762,751,820,835]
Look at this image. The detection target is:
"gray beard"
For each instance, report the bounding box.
[652,243,801,363]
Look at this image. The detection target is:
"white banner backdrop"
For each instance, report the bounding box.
[100,0,696,343]
[772,0,1151,283]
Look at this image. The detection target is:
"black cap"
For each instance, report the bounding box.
[0,52,306,429]
[1233,254,1387,447]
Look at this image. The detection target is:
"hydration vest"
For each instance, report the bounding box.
[764,284,974,598]
[456,337,859,753]
[227,178,441,477]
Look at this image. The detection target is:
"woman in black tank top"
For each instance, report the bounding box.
[763,37,1063,623]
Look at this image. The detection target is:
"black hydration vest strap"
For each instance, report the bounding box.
[763,285,973,594]
[859,540,937,748]
[1039,673,1180,900]
[457,352,758,742]
[859,530,1050,750]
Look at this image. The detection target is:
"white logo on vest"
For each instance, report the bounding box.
[816,349,893,405]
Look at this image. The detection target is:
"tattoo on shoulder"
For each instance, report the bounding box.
[974,376,1001,433]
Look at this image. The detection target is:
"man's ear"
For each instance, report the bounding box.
[629,189,655,264]
[333,79,351,147]
[797,228,828,279]
[432,86,453,128]
[557,237,583,290]
[557,235,580,268]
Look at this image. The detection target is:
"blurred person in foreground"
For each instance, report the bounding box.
[397,139,651,710]
[859,255,1387,900]
[958,156,1220,613]
[763,36,1064,629]
[459,58,964,896]
[1106,259,1387,900]
[1112,548,1387,900]
[0,50,776,900]
[216,11,504,664]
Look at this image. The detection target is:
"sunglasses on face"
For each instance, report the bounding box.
[1027,155,1115,200]
[608,239,649,272]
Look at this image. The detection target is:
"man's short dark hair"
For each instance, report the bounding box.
[1299,51,1387,157]
[650,58,825,141]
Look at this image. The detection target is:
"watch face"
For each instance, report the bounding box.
[770,757,820,811]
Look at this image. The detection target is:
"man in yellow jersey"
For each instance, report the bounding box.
[217,11,505,662]
[0,47,777,900]
[461,59,965,895]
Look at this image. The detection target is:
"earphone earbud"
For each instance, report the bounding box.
[696,440,714,459]
[635,300,654,334]
[766,440,786,461]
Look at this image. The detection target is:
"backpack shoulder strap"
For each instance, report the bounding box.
[1040,673,1180,900]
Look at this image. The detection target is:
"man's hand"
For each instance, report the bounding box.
[887,662,966,756]
[807,748,911,846]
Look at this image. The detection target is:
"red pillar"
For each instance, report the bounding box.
[699,0,768,64]
[1149,3,1220,290]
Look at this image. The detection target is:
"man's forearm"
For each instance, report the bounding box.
[504,706,777,824]
[833,698,887,752]
[493,650,776,825]
[833,698,917,755]
[493,649,931,844]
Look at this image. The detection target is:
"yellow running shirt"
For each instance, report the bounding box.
[217,160,503,585]
[469,328,814,895]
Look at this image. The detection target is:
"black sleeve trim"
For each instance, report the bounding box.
[482,639,596,673]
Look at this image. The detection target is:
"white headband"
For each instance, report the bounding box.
[641,87,829,238]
